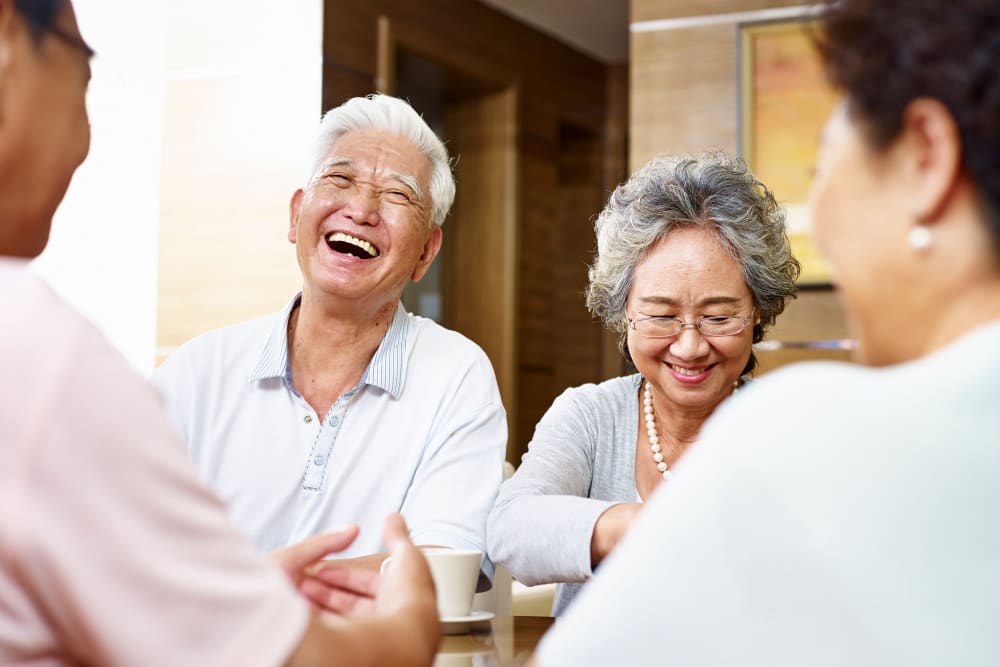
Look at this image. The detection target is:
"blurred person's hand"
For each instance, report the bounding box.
[283,514,440,667]
[300,514,438,625]
[270,524,364,610]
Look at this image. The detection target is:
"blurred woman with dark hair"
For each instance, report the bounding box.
[528,0,1000,664]
[0,2,440,665]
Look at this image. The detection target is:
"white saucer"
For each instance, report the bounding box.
[440,610,495,635]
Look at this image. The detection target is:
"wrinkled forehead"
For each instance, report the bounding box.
[323,129,431,184]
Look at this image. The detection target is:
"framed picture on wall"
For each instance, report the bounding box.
[738,19,839,286]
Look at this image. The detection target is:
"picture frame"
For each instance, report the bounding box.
[738,18,839,286]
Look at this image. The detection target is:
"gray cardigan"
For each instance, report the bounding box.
[487,374,643,615]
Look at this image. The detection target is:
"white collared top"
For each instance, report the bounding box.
[153,295,507,582]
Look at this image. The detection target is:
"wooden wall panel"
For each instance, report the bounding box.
[517,368,556,464]
[631,25,739,170]
[755,290,852,373]
[515,106,558,454]
[769,289,849,342]
[601,64,630,379]
[553,127,604,394]
[517,148,558,372]
[324,0,607,130]
[443,89,519,457]
[633,0,805,22]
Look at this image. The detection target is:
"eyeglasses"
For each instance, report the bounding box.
[627,308,756,338]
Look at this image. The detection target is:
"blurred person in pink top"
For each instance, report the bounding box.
[0,1,440,666]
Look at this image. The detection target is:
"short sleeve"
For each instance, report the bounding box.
[400,351,507,588]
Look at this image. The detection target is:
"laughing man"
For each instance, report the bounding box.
[154,94,506,588]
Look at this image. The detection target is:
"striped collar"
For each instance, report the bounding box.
[247,294,412,399]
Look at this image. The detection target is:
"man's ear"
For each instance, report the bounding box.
[288,188,304,244]
[897,97,963,225]
[411,226,442,282]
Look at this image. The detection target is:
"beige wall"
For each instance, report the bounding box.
[156,1,322,364]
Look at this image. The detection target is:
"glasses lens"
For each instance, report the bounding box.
[699,317,745,336]
[635,318,680,337]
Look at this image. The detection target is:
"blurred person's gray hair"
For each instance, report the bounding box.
[309,94,455,228]
[586,152,801,375]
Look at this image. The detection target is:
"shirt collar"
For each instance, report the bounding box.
[365,302,411,398]
[247,293,301,384]
[248,295,412,399]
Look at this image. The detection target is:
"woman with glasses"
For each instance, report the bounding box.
[488,152,800,615]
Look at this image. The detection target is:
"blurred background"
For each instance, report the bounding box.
[38,0,849,464]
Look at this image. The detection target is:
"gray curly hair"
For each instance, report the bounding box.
[586,152,800,376]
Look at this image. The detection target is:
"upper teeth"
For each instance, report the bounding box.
[670,365,704,376]
[327,232,378,257]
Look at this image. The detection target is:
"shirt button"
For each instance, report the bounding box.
[313,456,325,466]
[303,415,313,424]
[329,416,339,427]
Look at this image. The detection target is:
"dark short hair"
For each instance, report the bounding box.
[815,0,1000,247]
[14,0,65,44]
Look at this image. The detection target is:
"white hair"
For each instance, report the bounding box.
[308,94,456,228]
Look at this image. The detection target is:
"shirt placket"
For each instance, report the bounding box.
[301,395,351,491]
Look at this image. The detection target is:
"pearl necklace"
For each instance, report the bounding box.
[643,382,672,480]
[643,379,739,480]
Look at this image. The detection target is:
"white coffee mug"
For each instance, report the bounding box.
[381,548,483,618]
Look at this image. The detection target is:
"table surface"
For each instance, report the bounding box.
[435,615,554,666]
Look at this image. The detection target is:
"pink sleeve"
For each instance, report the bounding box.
[5,306,309,667]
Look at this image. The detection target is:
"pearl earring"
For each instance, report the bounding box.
[908,225,932,252]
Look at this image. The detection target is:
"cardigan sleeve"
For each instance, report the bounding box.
[487,385,625,585]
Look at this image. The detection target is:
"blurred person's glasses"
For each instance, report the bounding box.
[627,308,756,338]
[16,1,95,59]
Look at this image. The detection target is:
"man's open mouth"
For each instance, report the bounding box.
[325,232,380,259]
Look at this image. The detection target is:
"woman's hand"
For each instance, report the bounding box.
[590,502,643,568]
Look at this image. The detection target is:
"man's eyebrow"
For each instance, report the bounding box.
[388,172,424,202]
[310,157,353,185]
[312,159,423,202]
[316,157,353,174]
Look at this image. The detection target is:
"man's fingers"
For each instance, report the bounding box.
[273,524,360,573]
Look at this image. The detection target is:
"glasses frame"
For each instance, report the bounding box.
[627,307,757,339]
